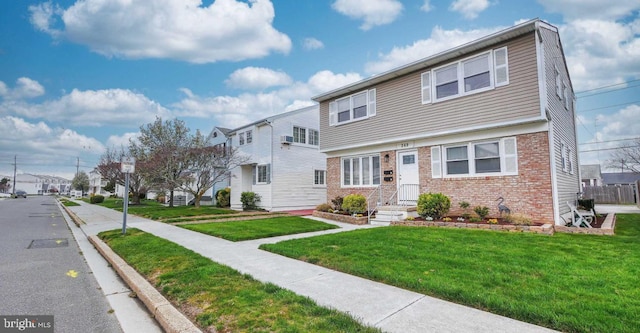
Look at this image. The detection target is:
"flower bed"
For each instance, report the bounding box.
[312,211,369,225]
[391,219,555,235]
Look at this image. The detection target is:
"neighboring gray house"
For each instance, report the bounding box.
[228,105,327,211]
[602,173,640,186]
[580,164,603,187]
[312,19,580,225]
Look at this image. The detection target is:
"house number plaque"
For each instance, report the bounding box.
[397,142,414,149]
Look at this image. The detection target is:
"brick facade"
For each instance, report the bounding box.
[326,131,555,225]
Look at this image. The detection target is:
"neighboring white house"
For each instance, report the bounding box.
[89,168,112,196]
[208,126,232,205]
[228,105,327,211]
[3,173,72,195]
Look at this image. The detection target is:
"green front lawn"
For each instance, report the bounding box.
[99,229,379,333]
[260,214,640,333]
[180,216,339,241]
[96,197,236,220]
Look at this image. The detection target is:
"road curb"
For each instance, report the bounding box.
[88,235,203,333]
[59,201,84,226]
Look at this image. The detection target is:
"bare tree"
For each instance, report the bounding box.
[606,138,640,173]
[179,130,249,208]
[98,146,147,205]
[131,117,191,207]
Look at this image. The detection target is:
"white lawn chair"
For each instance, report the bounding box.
[567,201,595,228]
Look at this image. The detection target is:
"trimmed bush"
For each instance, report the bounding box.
[216,187,231,208]
[417,192,451,219]
[240,191,261,210]
[504,213,533,226]
[342,194,367,214]
[315,203,333,212]
[90,194,105,204]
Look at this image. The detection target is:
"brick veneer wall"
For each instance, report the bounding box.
[326,131,555,224]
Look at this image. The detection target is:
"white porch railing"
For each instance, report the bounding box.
[367,184,420,223]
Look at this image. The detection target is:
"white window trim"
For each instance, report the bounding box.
[555,65,562,99]
[439,137,518,177]
[245,130,252,144]
[341,155,381,187]
[292,125,319,146]
[563,82,570,110]
[425,49,505,104]
[329,89,376,126]
[561,141,568,172]
[314,169,326,187]
[256,164,270,185]
[239,132,245,145]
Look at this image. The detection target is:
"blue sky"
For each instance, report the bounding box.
[1,0,639,179]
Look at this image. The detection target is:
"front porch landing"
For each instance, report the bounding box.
[370,205,418,226]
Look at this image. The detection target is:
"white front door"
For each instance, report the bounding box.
[397,150,419,203]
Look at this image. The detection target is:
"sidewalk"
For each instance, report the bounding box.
[69,201,557,333]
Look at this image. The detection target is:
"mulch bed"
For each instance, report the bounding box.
[410,215,607,229]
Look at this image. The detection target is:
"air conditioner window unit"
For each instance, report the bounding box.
[281,135,294,144]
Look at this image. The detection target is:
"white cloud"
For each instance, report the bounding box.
[29,0,291,63]
[173,70,362,128]
[449,0,491,20]
[421,0,433,12]
[0,77,45,100]
[537,0,640,20]
[364,25,502,74]
[0,116,105,176]
[332,0,403,31]
[106,132,139,149]
[599,105,640,140]
[225,67,293,90]
[1,86,170,128]
[561,18,640,91]
[303,38,324,50]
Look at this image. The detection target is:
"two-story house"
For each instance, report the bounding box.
[312,19,580,225]
[228,105,327,211]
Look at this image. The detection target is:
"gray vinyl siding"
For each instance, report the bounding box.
[320,32,541,151]
[541,27,581,216]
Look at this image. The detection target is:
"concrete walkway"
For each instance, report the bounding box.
[68,201,557,333]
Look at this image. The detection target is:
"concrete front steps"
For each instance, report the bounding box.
[370,206,418,226]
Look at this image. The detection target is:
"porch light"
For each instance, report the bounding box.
[384,154,390,163]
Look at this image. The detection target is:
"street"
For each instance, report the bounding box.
[0,196,123,333]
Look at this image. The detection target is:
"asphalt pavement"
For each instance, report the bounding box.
[0,196,125,333]
[66,199,562,333]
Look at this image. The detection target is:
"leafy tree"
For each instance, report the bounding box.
[130,117,192,207]
[72,171,90,196]
[606,138,640,173]
[179,130,249,208]
[0,177,10,193]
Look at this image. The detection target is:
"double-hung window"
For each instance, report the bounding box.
[239,132,245,145]
[342,155,381,187]
[293,126,306,144]
[423,47,508,103]
[245,130,252,144]
[329,89,376,126]
[434,137,517,177]
[292,126,319,146]
[314,170,326,186]
[254,164,270,184]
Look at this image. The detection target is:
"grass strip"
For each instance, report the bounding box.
[163,212,285,223]
[260,214,640,333]
[180,216,339,241]
[96,198,237,219]
[99,228,379,332]
[60,199,80,206]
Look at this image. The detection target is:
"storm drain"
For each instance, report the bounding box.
[28,238,69,249]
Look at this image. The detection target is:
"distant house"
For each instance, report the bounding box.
[580,164,603,187]
[89,168,111,196]
[208,126,232,205]
[7,173,71,195]
[228,105,327,211]
[312,19,580,225]
[602,173,640,187]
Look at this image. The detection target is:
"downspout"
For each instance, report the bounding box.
[265,120,274,211]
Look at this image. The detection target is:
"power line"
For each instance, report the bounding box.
[580,145,640,153]
[576,83,640,99]
[578,137,640,146]
[578,100,640,114]
[575,78,640,94]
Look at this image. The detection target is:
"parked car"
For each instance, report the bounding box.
[14,190,27,198]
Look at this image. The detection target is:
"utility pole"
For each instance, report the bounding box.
[12,155,16,195]
[76,157,80,177]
